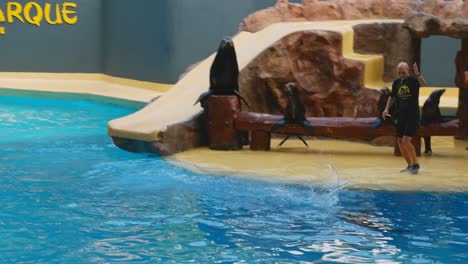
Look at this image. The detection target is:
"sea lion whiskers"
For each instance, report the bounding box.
[194,91,214,106]
[233,90,250,108]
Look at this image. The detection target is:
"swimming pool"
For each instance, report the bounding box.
[1,96,467,263]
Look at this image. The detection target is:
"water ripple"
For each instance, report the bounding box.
[1,96,468,263]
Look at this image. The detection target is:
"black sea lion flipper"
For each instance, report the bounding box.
[297,136,309,147]
[233,90,250,108]
[271,119,286,133]
[194,91,213,105]
[302,119,314,135]
[369,118,383,130]
[278,136,290,147]
[424,136,432,154]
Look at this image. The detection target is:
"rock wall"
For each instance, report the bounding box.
[239,31,381,118]
[353,23,420,82]
[405,0,468,39]
[112,113,207,155]
[241,0,467,38]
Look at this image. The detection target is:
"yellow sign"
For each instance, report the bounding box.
[0,1,78,36]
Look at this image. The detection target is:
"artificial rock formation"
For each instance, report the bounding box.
[239,30,383,119]
[113,114,207,156]
[241,0,467,36]
[353,23,420,82]
[404,0,468,39]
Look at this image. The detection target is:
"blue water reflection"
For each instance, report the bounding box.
[0,96,467,263]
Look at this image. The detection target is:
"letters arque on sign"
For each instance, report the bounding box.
[0,1,78,36]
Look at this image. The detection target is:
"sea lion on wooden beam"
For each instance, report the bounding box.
[194,37,248,107]
[421,89,446,154]
[271,82,313,147]
[370,87,398,130]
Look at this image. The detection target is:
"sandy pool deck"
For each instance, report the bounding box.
[170,137,468,192]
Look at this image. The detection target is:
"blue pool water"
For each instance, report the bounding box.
[0,96,467,263]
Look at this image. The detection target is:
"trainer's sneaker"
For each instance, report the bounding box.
[400,166,412,173]
[410,164,420,175]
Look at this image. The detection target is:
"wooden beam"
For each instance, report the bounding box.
[235,112,459,140]
[250,131,271,151]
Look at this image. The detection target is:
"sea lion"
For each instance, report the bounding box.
[194,37,248,106]
[421,89,445,154]
[369,86,398,130]
[271,82,313,147]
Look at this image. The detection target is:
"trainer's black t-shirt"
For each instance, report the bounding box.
[391,76,420,112]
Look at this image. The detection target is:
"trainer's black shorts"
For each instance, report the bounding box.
[397,113,419,137]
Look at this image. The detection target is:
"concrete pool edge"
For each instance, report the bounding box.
[166,156,468,193]
[0,72,171,109]
[168,137,468,193]
[0,72,173,93]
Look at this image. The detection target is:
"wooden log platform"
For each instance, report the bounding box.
[202,96,243,150]
[235,112,459,155]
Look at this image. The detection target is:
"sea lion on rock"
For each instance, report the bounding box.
[370,87,398,130]
[421,89,445,154]
[271,82,313,147]
[194,37,248,106]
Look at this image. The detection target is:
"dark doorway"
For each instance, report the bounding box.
[421,36,460,87]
